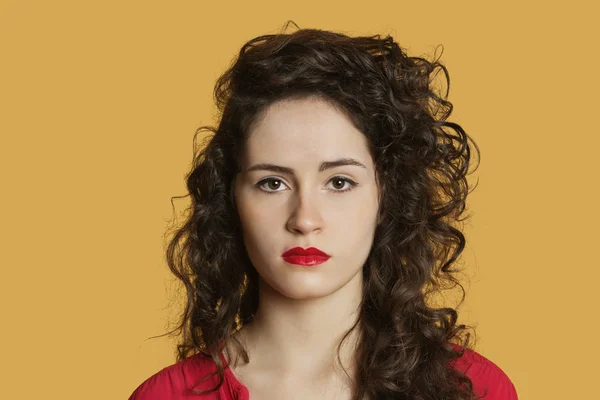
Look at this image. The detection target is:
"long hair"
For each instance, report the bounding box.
[163,21,481,399]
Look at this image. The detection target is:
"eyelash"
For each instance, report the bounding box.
[256,176,358,195]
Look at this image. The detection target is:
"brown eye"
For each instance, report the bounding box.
[331,177,345,190]
[326,176,358,193]
[257,178,288,193]
[267,180,282,190]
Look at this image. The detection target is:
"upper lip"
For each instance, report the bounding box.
[281,246,330,257]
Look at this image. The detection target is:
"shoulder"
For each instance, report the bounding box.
[128,352,241,400]
[448,343,519,400]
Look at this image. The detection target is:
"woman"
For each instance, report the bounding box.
[129,23,518,400]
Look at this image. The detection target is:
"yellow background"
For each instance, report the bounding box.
[1,1,597,399]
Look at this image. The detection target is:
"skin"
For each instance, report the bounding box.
[229,95,381,399]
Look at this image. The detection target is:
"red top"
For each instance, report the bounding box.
[129,344,518,399]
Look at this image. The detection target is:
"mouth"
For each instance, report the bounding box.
[281,246,330,266]
[281,255,330,266]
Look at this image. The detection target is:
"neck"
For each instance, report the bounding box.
[234,270,363,381]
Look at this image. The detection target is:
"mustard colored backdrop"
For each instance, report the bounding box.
[1,1,597,399]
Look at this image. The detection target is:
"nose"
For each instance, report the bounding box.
[286,189,324,235]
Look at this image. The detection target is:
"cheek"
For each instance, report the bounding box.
[236,194,281,244]
[334,192,379,227]
[345,199,379,256]
[241,200,277,230]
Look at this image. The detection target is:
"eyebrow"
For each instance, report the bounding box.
[245,158,368,174]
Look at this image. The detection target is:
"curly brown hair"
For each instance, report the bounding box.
[162,21,481,400]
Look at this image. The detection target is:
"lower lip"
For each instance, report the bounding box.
[282,256,330,266]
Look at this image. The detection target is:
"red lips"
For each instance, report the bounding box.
[281,246,329,257]
[281,246,330,266]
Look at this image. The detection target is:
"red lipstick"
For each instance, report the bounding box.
[281,246,330,267]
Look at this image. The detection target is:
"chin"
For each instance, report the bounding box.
[267,278,339,300]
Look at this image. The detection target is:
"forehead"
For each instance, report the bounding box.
[242,97,372,168]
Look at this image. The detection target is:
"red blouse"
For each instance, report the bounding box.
[129,345,518,399]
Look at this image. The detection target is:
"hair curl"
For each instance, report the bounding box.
[162,21,482,400]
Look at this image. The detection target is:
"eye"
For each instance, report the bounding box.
[326,176,357,192]
[256,176,358,194]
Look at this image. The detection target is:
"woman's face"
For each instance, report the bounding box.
[234,96,380,300]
